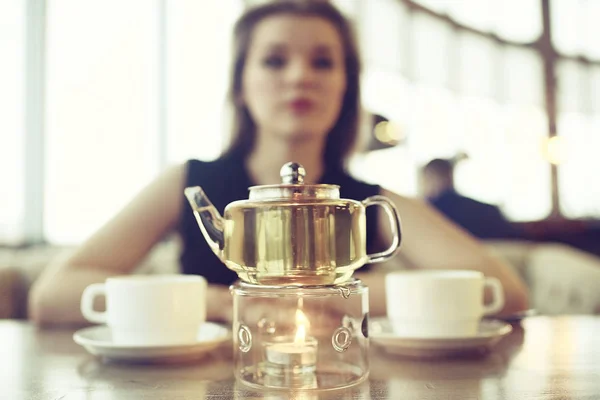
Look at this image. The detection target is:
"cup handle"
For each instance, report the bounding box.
[80,283,107,324]
[362,195,402,264]
[483,277,505,316]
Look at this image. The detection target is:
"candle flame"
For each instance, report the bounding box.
[294,308,309,344]
[295,323,306,344]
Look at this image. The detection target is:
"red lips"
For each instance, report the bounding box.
[288,98,315,114]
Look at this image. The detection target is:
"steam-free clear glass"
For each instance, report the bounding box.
[231,279,370,391]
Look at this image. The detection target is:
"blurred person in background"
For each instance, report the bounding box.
[29,0,528,327]
[421,158,523,240]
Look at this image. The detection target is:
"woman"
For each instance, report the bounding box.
[29,1,528,326]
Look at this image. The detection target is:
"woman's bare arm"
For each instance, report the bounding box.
[29,164,231,326]
[358,188,529,318]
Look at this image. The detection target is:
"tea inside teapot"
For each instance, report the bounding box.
[185,162,401,286]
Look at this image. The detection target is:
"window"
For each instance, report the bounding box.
[413,0,542,42]
[556,62,600,218]
[551,0,600,60]
[493,0,541,43]
[457,31,497,98]
[166,0,243,164]
[411,13,453,87]
[558,114,600,218]
[44,0,242,244]
[4,1,599,246]
[362,0,407,72]
[44,0,160,244]
[358,2,550,221]
[0,1,25,244]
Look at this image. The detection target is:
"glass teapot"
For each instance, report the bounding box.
[184,162,402,286]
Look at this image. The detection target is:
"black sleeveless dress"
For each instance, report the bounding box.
[178,155,382,285]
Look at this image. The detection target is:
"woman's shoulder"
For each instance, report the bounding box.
[186,156,237,175]
[184,155,245,186]
[181,155,251,208]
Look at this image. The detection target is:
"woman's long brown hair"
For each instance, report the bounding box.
[222,0,362,171]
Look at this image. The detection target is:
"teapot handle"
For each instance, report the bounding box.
[362,195,402,264]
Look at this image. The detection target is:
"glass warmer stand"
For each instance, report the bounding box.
[231,279,369,391]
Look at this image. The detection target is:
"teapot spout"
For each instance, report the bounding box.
[184,186,225,262]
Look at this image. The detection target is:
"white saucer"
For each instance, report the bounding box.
[73,322,231,363]
[370,318,512,359]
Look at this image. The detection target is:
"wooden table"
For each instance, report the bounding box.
[2,317,600,399]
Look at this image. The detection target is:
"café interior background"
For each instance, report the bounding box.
[1,0,599,257]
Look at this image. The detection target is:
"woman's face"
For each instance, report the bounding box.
[241,15,347,143]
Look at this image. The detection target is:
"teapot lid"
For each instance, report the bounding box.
[248,162,340,200]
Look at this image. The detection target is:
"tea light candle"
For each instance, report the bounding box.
[265,336,318,367]
[264,309,318,371]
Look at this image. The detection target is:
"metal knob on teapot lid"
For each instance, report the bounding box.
[280,162,306,184]
[249,162,339,200]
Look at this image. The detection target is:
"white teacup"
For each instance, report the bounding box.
[385,270,504,338]
[81,275,207,346]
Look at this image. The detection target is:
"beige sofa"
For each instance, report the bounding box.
[0,240,180,319]
[488,241,600,315]
[1,240,600,319]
